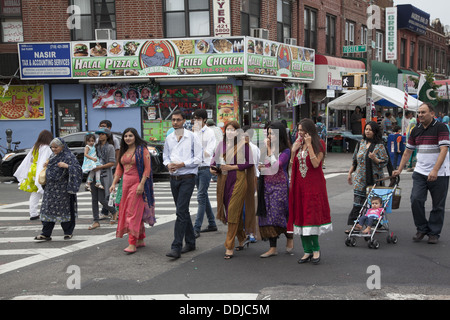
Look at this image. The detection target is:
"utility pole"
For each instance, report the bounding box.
[366,0,374,121]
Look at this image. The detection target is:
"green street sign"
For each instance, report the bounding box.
[343,45,367,53]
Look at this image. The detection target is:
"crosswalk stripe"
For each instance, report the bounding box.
[12,293,259,300]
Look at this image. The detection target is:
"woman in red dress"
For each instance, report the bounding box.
[288,119,332,264]
[110,128,154,254]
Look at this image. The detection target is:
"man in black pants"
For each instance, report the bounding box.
[394,103,450,244]
[163,110,202,258]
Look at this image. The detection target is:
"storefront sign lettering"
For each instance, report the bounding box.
[19,36,315,82]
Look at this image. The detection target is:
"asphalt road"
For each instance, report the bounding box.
[1,172,450,303]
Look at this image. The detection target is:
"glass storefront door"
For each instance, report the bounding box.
[54,100,82,137]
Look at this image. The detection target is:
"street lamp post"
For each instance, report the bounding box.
[366,0,374,121]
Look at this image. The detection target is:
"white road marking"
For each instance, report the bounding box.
[13,293,259,300]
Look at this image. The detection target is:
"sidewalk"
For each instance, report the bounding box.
[322,151,353,174]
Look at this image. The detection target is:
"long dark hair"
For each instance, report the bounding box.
[33,130,53,154]
[299,118,324,155]
[267,121,291,153]
[118,127,147,168]
[363,121,383,144]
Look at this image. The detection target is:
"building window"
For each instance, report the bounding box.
[241,0,260,36]
[164,0,210,38]
[343,20,355,56]
[0,0,23,43]
[326,15,336,55]
[304,7,317,49]
[400,38,406,67]
[409,41,415,69]
[360,25,367,58]
[418,44,424,71]
[374,32,383,62]
[71,0,116,41]
[277,0,291,42]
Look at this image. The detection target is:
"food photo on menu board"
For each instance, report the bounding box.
[0,85,45,120]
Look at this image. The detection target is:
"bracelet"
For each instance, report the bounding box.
[310,156,316,160]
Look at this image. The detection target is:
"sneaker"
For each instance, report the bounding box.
[428,235,439,244]
[413,231,427,242]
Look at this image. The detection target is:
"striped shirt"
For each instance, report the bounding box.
[406,119,450,176]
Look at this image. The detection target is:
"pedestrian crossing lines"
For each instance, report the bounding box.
[0,180,218,275]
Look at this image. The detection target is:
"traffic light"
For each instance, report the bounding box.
[342,72,366,89]
[342,75,355,88]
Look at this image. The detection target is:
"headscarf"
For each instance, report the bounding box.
[47,137,82,194]
[135,145,155,225]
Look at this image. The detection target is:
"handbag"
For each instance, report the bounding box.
[38,167,47,185]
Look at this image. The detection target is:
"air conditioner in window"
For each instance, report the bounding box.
[436,68,440,74]
[95,29,113,40]
[251,28,269,40]
[284,38,297,46]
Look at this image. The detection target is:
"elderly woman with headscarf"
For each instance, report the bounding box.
[34,138,82,241]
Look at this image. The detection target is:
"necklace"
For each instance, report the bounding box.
[297,146,308,178]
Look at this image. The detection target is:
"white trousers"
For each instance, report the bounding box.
[29,192,42,218]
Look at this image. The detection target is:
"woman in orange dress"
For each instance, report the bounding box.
[110,128,155,254]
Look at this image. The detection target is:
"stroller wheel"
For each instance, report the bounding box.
[369,239,380,249]
[391,235,398,244]
[345,239,351,247]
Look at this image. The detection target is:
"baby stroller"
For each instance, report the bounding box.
[345,176,400,249]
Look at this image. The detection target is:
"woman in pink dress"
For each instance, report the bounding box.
[110,128,154,254]
[288,119,332,265]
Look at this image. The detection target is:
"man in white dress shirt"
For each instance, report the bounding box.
[163,110,202,259]
[192,109,218,238]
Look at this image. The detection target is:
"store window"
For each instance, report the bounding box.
[0,0,23,43]
[277,0,291,43]
[164,0,210,38]
[241,0,260,36]
[142,85,216,142]
[70,0,116,41]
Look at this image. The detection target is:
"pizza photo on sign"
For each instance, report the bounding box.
[0,101,26,119]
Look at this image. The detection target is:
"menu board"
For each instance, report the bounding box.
[18,37,315,82]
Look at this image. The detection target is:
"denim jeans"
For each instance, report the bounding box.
[170,176,196,252]
[91,184,116,222]
[194,168,216,232]
[411,172,449,237]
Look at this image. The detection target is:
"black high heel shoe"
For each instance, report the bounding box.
[298,253,313,264]
[235,240,250,251]
[311,251,321,265]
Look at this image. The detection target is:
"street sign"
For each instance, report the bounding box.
[343,45,367,53]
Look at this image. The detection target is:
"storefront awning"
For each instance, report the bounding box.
[309,55,365,91]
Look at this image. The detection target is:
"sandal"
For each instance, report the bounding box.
[88,222,100,230]
[224,254,233,259]
[34,235,51,241]
[64,234,73,240]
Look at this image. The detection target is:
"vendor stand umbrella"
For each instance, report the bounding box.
[326,85,423,137]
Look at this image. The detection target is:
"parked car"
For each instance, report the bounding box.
[0,131,166,178]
